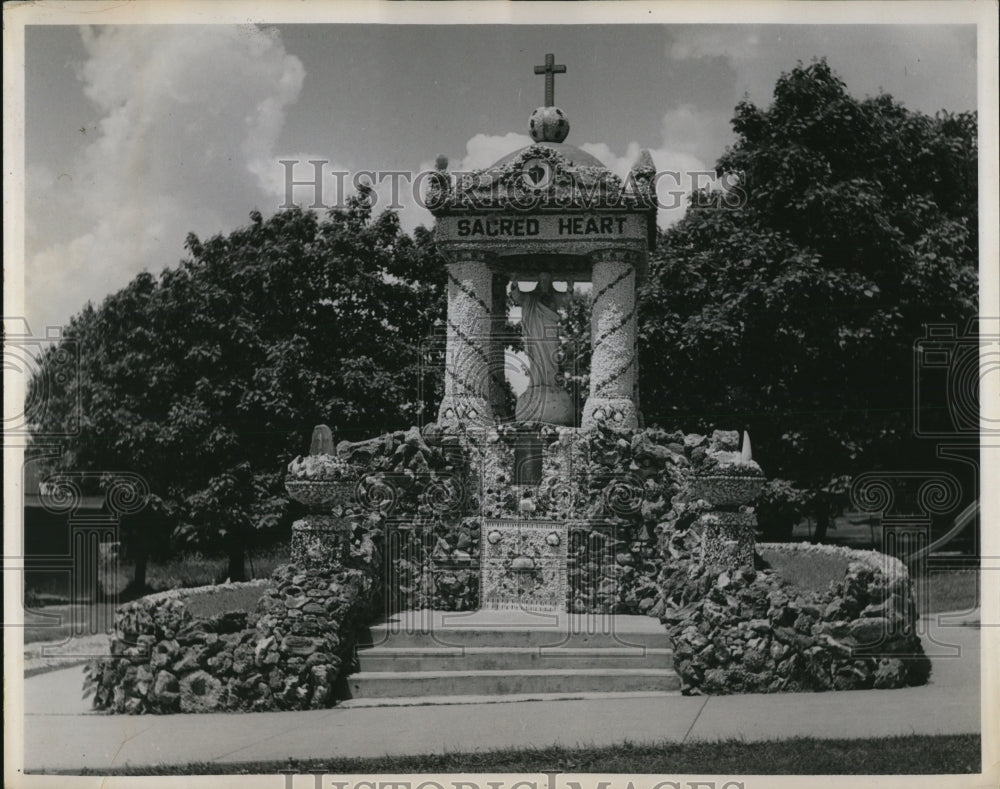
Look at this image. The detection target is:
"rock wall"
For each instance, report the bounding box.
[348,423,760,615]
[83,582,269,713]
[83,525,380,713]
[84,417,928,709]
[659,520,930,694]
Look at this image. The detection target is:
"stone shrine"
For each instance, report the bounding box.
[429,53,657,432]
[286,53,764,615]
[423,54,662,610]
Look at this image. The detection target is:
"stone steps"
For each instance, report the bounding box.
[358,645,674,672]
[347,667,680,699]
[338,689,680,708]
[349,609,677,703]
[359,609,669,649]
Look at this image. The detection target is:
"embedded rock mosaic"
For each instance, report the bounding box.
[83,507,380,714]
[658,532,929,694]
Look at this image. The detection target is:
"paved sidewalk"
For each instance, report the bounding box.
[21,617,982,772]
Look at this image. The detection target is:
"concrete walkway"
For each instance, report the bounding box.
[21,615,982,773]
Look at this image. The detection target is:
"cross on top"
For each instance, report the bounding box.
[533,53,566,107]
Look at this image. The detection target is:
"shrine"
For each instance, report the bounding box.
[429,52,658,432]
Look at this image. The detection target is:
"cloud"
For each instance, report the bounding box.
[454,132,533,171]
[669,29,761,62]
[583,106,718,228]
[666,25,976,114]
[26,25,305,331]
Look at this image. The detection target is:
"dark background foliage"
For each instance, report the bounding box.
[28,196,447,584]
[638,61,978,540]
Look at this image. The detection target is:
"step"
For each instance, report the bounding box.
[346,667,681,699]
[361,610,671,650]
[339,689,680,708]
[357,645,674,672]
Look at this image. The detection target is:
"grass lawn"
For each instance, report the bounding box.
[757,546,980,615]
[757,546,850,595]
[62,735,981,776]
[22,603,116,645]
[105,547,289,596]
[23,548,285,644]
[23,582,272,645]
[183,583,271,619]
[923,569,979,614]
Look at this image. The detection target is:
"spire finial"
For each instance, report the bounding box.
[533,53,566,107]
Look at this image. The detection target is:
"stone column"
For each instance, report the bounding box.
[582,248,640,429]
[438,250,494,427]
[488,271,509,420]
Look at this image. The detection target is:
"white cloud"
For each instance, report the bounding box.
[26,25,305,330]
[584,106,717,228]
[577,141,644,179]
[454,132,533,171]
[669,29,761,62]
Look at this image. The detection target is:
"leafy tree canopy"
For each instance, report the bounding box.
[29,198,446,580]
[638,59,977,536]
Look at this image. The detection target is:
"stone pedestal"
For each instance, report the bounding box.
[697,510,756,569]
[515,384,574,425]
[438,254,494,427]
[690,474,764,571]
[582,251,638,429]
[286,479,354,571]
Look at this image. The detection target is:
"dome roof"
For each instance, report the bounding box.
[490,141,608,171]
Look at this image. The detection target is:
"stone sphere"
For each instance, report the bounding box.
[528,106,570,143]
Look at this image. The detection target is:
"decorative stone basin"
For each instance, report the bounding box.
[285,478,354,508]
[511,555,537,573]
[689,474,764,507]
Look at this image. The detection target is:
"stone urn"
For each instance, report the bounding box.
[688,473,764,508]
[285,453,355,508]
[285,450,356,569]
[285,477,355,509]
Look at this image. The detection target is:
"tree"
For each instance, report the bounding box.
[638,60,977,539]
[29,199,447,583]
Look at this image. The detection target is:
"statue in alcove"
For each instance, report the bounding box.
[509,271,575,425]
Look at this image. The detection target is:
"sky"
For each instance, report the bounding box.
[22,22,978,333]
